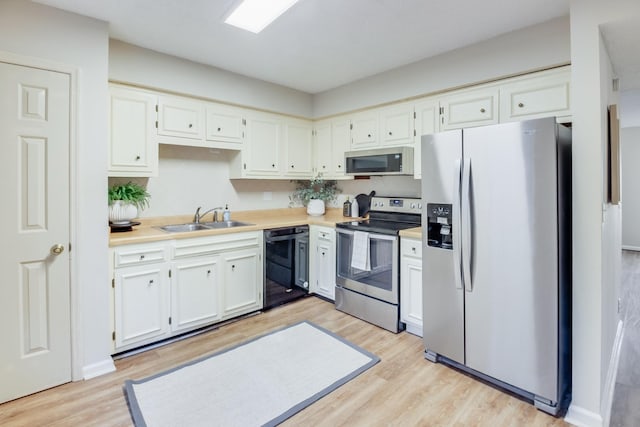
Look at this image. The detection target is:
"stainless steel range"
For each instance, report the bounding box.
[335,196,422,332]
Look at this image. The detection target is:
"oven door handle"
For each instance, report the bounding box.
[336,228,397,241]
[265,234,299,242]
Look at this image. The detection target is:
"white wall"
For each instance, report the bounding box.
[313,16,570,117]
[620,90,640,127]
[109,40,313,118]
[567,1,640,426]
[0,1,112,378]
[621,127,640,249]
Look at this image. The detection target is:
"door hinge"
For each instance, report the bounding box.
[155,105,158,112]
[414,111,416,119]
[350,123,353,130]
[414,129,416,137]
[243,163,247,170]
[169,269,172,278]
[242,118,246,126]
[169,317,172,325]
[155,120,158,129]
[112,278,115,288]
[439,107,443,115]
[68,243,72,252]
[112,331,115,341]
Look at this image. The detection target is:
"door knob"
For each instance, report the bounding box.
[50,244,64,255]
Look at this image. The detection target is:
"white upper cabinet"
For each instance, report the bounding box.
[313,116,351,179]
[157,95,205,140]
[283,118,313,178]
[413,98,438,179]
[380,102,414,146]
[499,67,571,123]
[230,111,281,178]
[205,104,245,147]
[439,87,499,130]
[108,85,158,177]
[351,110,379,149]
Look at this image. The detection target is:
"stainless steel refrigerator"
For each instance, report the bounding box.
[421,117,571,416]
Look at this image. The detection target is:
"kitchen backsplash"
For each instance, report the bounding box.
[108,144,421,218]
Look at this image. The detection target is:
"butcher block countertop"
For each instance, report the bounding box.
[399,227,422,239]
[109,207,353,247]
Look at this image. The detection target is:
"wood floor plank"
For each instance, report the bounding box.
[0,297,569,426]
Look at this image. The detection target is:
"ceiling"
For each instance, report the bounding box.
[33,0,572,94]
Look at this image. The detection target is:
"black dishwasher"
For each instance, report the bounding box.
[264,226,309,309]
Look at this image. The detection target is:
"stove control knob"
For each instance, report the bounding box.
[410,203,416,209]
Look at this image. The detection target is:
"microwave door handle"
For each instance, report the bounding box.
[452,158,463,290]
[461,157,473,292]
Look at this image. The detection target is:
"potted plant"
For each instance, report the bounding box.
[291,176,340,216]
[108,181,150,224]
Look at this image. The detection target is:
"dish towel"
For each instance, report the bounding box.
[351,231,371,271]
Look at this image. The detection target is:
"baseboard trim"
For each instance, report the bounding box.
[565,404,604,427]
[602,319,625,427]
[82,359,116,380]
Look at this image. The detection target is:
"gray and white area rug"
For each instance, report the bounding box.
[124,321,380,426]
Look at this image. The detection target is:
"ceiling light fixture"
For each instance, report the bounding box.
[224,0,299,33]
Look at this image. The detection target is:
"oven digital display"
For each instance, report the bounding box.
[389,199,403,207]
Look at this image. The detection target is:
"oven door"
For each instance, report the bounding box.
[335,228,399,304]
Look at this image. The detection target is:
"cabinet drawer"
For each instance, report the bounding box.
[401,238,422,259]
[114,244,168,267]
[173,231,261,259]
[440,88,499,130]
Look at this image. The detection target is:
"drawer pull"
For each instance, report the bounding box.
[518,102,524,108]
[480,108,486,113]
[188,123,193,128]
[140,255,145,260]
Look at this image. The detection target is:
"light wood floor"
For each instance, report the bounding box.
[0,297,568,427]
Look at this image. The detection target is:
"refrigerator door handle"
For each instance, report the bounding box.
[461,157,473,292]
[452,158,463,290]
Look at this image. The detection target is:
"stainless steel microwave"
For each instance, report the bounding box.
[345,147,414,176]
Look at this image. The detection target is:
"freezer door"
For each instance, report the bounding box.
[421,130,465,364]
[462,118,559,401]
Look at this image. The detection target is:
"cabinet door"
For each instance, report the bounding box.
[114,264,170,350]
[331,119,351,177]
[314,227,336,300]
[170,256,221,333]
[499,70,570,122]
[414,99,438,179]
[284,119,313,177]
[108,86,158,177]
[440,88,499,130]
[401,238,423,336]
[381,102,414,146]
[351,111,378,148]
[158,95,204,140]
[313,120,333,177]
[205,103,245,146]
[244,114,281,176]
[221,248,262,319]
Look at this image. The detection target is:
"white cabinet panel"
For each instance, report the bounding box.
[158,95,204,140]
[313,117,351,179]
[381,102,414,146]
[221,248,262,319]
[400,237,422,337]
[205,104,245,147]
[283,118,313,178]
[236,113,281,177]
[351,111,378,148]
[413,98,438,179]
[500,69,570,122]
[440,88,499,130]
[108,85,158,177]
[309,226,336,300]
[171,256,221,333]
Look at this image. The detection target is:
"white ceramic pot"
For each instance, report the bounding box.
[306,199,325,216]
[109,201,138,224]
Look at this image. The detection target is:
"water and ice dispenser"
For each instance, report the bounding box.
[426,203,453,249]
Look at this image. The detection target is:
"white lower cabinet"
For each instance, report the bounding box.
[111,231,263,353]
[309,226,336,300]
[400,237,423,337]
[170,256,221,333]
[221,247,262,320]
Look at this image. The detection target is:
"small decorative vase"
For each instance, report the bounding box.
[306,199,325,216]
[109,201,138,224]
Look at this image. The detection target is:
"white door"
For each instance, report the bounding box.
[0,62,71,403]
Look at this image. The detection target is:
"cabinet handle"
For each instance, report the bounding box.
[322,165,326,169]
[388,131,392,136]
[148,279,154,285]
[207,269,211,275]
[321,251,325,256]
[518,102,524,108]
[272,164,275,168]
[337,165,342,169]
[217,127,222,131]
[231,264,235,270]
[135,155,141,160]
[140,255,145,260]
[367,133,372,138]
[188,123,193,128]
[411,247,416,253]
[291,164,294,168]
[480,108,486,113]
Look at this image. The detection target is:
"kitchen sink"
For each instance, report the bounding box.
[200,220,254,229]
[159,221,254,233]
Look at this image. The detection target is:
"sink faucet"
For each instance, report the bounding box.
[193,206,223,223]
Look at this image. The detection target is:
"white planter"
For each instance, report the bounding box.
[307,199,325,216]
[109,201,138,224]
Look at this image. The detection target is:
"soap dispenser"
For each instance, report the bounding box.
[223,204,231,221]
